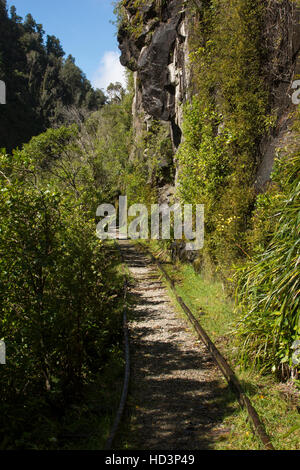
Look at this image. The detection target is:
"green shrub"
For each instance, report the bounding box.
[0,122,124,447]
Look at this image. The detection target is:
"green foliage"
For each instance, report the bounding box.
[11,83,133,209]
[177,97,231,203]
[177,0,270,276]
[123,117,173,210]
[0,146,125,447]
[91,89,133,201]
[0,81,136,447]
[0,4,106,151]
[115,1,161,39]
[235,110,300,376]
[176,0,300,380]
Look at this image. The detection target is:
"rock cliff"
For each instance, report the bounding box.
[118,0,188,151]
[117,0,300,189]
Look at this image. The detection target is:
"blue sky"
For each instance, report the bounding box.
[7,0,126,91]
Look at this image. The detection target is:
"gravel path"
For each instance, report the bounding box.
[118,241,233,450]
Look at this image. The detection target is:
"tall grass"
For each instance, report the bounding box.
[235,114,300,377]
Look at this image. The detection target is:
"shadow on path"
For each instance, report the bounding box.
[117,242,237,450]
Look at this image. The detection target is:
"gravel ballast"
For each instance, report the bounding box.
[118,241,233,450]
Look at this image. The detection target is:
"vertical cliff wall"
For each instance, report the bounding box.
[118,0,189,151]
[117,0,300,190]
[256,1,300,190]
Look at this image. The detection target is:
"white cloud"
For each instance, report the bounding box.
[92,51,126,92]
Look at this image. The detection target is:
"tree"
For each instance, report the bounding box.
[10,5,22,23]
[0,6,106,151]
[46,34,64,58]
[107,81,125,103]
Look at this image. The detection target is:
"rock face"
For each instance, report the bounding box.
[117,1,300,266]
[256,1,300,190]
[118,0,300,189]
[118,0,188,150]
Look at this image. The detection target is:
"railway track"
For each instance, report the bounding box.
[105,242,130,450]
[106,240,274,450]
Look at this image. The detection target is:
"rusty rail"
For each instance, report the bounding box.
[105,242,130,450]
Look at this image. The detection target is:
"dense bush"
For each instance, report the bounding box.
[0,105,126,447]
[174,0,299,378]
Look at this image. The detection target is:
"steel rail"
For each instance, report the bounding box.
[105,242,130,450]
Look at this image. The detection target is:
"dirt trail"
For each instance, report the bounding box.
[118,241,234,450]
